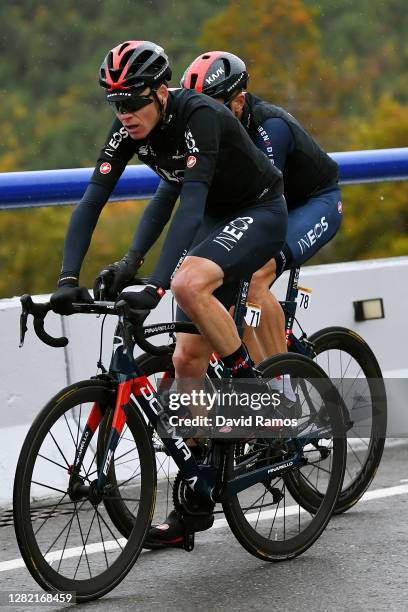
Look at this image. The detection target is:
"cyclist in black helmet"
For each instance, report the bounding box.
[50,40,288,548]
[182,51,342,364]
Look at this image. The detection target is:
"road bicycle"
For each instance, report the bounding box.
[14,280,346,602]
[133,265,386,520]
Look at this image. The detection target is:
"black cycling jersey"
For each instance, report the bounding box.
[241,92,339,209]
[61,88,283,287]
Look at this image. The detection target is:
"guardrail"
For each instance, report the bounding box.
[1,147,407,210]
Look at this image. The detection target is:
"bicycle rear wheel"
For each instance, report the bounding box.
[13,379,156,602]
[309,326,386,513]
[222,353,346,561]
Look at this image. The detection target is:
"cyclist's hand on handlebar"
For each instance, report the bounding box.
[50,274,93,315]
[93,250,144,300]
[116,285,165,321]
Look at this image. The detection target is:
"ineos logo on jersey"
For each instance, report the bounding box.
[138,145,150,156]
[205,66,224,85]
[337,201,343,213]
[185,128,199,153]
[100,162,111,174]
[104,126,129,157]
[213,216,254,252]
[187,155,197,168]
[297,216,329,254]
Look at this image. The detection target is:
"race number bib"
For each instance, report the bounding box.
[296,286,312,310]
[245,302,262,327]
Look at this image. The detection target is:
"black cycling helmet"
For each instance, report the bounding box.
[99,40,172,100]
[181,51,248,102]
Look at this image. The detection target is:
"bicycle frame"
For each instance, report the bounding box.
[207,266,313,381]
[69,279,306,504]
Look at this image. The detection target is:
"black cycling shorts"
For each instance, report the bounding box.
[176,194,287,322]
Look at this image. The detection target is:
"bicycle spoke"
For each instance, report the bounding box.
[74,507,96,580]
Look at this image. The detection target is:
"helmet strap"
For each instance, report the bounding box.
[151,89,167,125]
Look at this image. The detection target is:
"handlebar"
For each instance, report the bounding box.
[20,295,68,348]
[19,294,197,356]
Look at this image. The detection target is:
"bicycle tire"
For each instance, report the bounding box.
[13,379,156,602]
[221,353,346,561]
[308,326,386,514]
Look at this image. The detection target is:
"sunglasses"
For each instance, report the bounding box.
[108,95,154,114]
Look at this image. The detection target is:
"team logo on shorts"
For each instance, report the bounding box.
[186,155,197,169]
[100,162,112,174]
[337,200,343,213]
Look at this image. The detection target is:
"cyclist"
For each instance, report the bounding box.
[182,51,342,364]
[50,41,287,546]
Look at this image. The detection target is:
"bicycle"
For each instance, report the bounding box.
[132,265,387,519]
[14,281,346,602]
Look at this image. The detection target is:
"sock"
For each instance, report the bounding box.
[222,344,257,378]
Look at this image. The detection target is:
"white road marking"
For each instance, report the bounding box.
[2,483,408,574]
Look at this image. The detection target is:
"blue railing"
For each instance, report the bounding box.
[0,147,407,210]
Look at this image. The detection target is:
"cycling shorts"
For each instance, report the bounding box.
[275,185,343,276]
[176,194,287,321]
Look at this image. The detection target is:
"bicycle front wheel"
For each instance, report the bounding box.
[222,353,346,561]
[13,379,156,602]
[310,326,387,513]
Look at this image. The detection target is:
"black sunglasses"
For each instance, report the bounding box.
[108,95,153,114]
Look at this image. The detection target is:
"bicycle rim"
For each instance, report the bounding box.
[13,379,156,602]
[222,353,346,560]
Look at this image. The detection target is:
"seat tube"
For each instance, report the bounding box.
[233,277,252,338]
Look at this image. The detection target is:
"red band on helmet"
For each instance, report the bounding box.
[107,40,145,91]
[184,51,224,93]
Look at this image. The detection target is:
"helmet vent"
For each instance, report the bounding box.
[190,74,198,89]
[119,42,132,54]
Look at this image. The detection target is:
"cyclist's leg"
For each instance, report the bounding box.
[145,199,288,548]
[245,185,343,361]
[172,196,287,372]
[284,185,343,268]
[244,257,286,363]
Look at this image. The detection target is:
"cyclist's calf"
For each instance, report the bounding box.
[172,333,213,378]
[247,257,277,303]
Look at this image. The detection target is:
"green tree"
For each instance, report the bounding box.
[331,95,408,263]
[200,0,355,149]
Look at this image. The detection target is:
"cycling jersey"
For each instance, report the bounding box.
[241,93,339,209]
[61,89,284,288]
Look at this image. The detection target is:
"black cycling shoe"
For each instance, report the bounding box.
[143,509,214,550]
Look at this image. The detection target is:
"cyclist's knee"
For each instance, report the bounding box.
[171,258,222,316]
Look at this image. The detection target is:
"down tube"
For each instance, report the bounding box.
[132,376,215,500]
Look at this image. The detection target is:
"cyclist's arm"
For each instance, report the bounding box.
[60,119,133,278]
[254,117,294,171]
[61,182,114,276]
[149,181,208,288]
[129,179,181,256]
[148,106,220,288]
